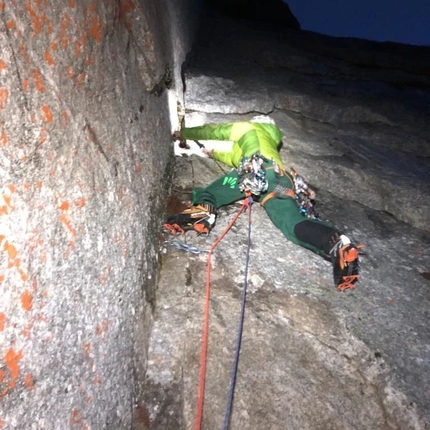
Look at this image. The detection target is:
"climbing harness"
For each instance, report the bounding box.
[237,154,268,196]
[194,194,253,430]
[259,185,295,207]
[256,163,318,219]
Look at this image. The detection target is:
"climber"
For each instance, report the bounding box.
[165,116,362,291]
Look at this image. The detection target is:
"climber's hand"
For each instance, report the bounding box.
[172,131,188,149]
[172,131,182,141]
[201,148,213,158]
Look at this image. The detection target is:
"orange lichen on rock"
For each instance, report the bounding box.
[39,127,47,144]
[61,111,69,128]
[19,42,31,65]
[25,2,43,34]
[0,312,6,331]
[0,129,7,146]
[24,373,34,390]
[44,50,55,66]
[32,69,45,93]
[18,268,28,282]
[0,87,8,109]
[95,319,108,335]
[6,19,16,30]
[42,13,53,34]
[88,12,103,44]
[60,214,77,237]
[74,197,86,208]
[60,201,70,211]
[21,321,34,338]
[120,0,135,15]
[66,66,74,79]
[3,241,17,259]
[119,0,135,30]
[60,12,71,49]
[2,192,15,212]
[75,40,82,58]
[21,290,33,311]
[41,105,53,123]
[83,342,91,357]
[4,347,23,382]
[76,73,85,89]
[22,79,29,92]
[71,408,82,424]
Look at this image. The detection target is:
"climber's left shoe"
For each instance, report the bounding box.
[163,204,217,235]
[329,234,363,291]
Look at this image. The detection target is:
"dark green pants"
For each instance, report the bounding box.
[192,164,339,257]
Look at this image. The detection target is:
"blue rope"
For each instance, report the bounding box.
[165,238,208,255]
[222,196,253,430]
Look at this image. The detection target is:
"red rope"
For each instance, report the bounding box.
[194,197,251,430]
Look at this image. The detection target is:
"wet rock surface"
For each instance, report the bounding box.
[144,11,430,430]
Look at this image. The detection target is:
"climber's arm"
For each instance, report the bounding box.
[211,149,235,167]
[181,123,234,141]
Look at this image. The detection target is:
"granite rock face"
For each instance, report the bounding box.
[2,1,429,429]
[0,0,201,428]
[144,10,430,430]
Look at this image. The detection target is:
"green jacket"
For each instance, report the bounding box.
[181,122,284,168]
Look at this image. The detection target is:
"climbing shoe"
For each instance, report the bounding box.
[163,204,217,235]
[329,234,363,291]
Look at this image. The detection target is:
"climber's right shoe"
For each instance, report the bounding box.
[329,234,363,291]
[163,204,217,235]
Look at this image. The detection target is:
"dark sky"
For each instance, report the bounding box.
[284,0,430,46]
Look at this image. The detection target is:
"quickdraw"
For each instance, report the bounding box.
[290,167,319,219]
